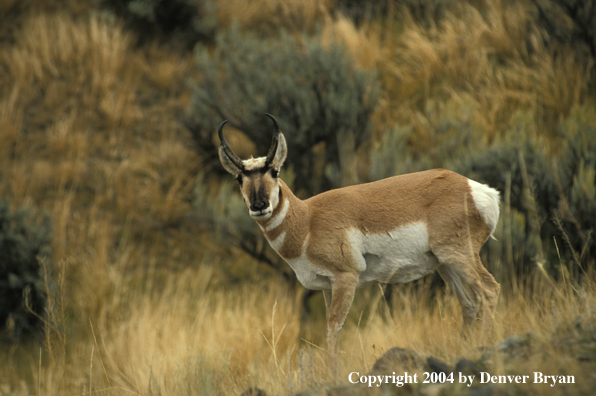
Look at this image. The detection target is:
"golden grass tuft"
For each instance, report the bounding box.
[216,0,332,33]
[6,13,130,85]
[371,0,592,145]
[320,14,383,71]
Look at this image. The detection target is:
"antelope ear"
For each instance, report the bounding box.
[270,132,287,169]
[219,146,243,175]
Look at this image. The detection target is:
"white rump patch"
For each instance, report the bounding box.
[468,179,500,235]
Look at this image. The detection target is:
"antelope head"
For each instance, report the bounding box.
[218,114,288,220]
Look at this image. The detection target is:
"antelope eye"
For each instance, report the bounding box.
[236,174,243,186]
[271,169,279,178]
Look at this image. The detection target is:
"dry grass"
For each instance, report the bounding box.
[2,257,594,395]
[0,1,595,395]
[320,14,383,71]
[372,1,592,145]
[215,0,332,33]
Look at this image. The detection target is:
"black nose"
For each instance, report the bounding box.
[251,200,268,212]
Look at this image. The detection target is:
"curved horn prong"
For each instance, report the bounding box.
[218,120,245,171]
[264,113,280,166]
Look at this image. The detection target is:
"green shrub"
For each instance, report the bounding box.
[0,200,53,342]
[456,108,596,281]
[186,26,379,196]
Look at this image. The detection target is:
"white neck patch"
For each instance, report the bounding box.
[268,231,286,252]
[266,198,289,232]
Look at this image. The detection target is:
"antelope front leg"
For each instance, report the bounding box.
[326,272,359,354]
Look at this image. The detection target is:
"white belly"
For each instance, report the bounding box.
[349,222,439,287]
[265,221,438,290]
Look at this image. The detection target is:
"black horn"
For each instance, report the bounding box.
[264,113,280,166]
[218,120,245,171]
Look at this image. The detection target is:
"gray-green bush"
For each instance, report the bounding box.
[457,108,596,282]
[186,26,379,196]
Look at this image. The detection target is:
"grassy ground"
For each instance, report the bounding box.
[0,1,595,395]
[2,262,595,395]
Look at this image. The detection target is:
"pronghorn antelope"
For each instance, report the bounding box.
[218,114,501,353]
